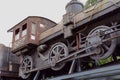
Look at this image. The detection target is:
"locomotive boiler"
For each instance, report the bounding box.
[8,0,120,79]
[0,44,20,80]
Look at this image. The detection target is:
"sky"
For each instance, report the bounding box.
[0,0,87,47]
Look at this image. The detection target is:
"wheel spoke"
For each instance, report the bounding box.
[23,61,27,66]
[52,49,57,54]
[60,54,65,58]
[50,56,56,59]
[59,47,64,54]
[26,64,31,67]
[56,46,59,53]
[103,43,110,50]
[20,66,26,69]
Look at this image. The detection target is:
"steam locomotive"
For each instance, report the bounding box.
[7,0,120,79]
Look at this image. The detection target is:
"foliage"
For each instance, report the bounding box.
[85,0,103,9]
[98,56,113,65]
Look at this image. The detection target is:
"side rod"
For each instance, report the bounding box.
[57,34,120,64]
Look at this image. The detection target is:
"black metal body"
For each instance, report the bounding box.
[0,44,20,79]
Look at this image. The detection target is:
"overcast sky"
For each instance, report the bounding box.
[0,0,87,47]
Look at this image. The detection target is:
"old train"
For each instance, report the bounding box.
[0,44,20,80]
[7,0,120,79]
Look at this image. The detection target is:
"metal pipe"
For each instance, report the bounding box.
[33,71,40,80]
[69,60,76,74]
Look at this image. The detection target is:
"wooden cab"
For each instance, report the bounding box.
[8,16,57,55]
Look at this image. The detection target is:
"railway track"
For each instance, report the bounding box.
[48,64,120,80]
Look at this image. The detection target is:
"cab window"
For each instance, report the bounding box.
[22,23,27,37]
[15,28,20,40]
[39,23,46,33]
[31,23,36,40]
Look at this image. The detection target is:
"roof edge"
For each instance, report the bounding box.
[7,16,57,32]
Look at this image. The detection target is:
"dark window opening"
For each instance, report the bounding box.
[22,23,27,37]
[15,28,20,40]
[15,28,19,35]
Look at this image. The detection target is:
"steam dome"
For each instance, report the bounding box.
[65,0,84,14]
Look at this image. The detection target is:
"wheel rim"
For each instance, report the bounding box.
[86,26,117,60]
[19,56,33,79]
[49,42,68,71]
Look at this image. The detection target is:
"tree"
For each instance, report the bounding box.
[85,0,103,9]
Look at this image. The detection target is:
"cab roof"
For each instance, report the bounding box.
[7,16,57,32]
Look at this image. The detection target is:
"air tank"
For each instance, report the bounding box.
[65,0,84,14]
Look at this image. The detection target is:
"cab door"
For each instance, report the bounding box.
[29,22,38,45]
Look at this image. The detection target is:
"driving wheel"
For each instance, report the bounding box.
[49,42,68,71]
[86,26,116,60]
[19,56,33,79]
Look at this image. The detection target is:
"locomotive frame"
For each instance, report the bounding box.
[8,0,120,79]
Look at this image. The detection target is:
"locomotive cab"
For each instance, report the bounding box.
[8,16,57,55]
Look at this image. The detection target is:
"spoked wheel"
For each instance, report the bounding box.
[86,26,117,60]
[49,42,68,71]
[19,56,33,79]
